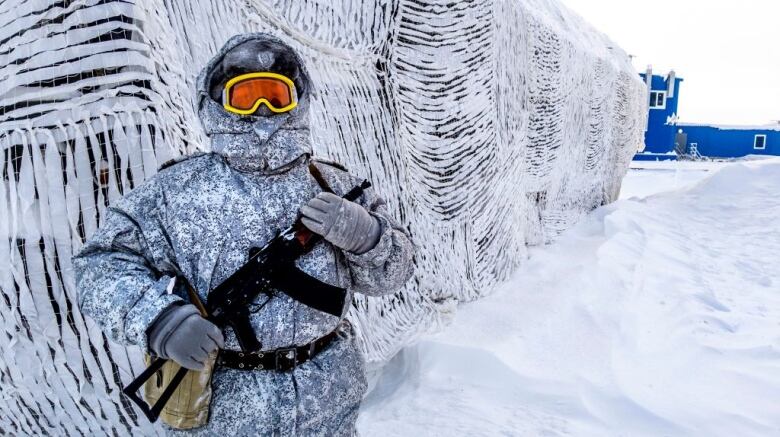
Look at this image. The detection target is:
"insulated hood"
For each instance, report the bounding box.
[195,33,314,173]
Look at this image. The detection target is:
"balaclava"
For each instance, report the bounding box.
[196,33,313,173]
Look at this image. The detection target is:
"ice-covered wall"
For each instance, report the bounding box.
[0,0,646,434]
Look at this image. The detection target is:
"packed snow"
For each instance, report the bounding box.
[358,158,780,436]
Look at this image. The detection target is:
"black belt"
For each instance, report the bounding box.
[217,331,339,372]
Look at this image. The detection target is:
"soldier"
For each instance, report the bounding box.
[74,33,414,435]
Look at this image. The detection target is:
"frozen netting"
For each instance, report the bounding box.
[0,0,646,434]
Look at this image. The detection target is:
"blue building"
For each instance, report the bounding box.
[676,123,779,158]
[635,68,780,160]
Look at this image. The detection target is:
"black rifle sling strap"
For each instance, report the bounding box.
[270,261,347,317]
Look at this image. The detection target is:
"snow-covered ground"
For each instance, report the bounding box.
[358,158,780,436]
[618,160,723,199]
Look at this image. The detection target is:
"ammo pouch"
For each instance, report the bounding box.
[143,277,216,430]
[142,351,217,429]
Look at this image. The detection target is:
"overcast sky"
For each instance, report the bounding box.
[559,0,780,125]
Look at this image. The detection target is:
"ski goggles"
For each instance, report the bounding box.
[222,72,298,115]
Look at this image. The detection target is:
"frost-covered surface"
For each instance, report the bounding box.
[358,159,780,436]
[0,0,645,434]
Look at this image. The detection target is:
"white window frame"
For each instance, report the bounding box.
[649,91,667,110]
[754,134,767,150]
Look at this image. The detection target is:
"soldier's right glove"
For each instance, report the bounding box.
[147,303,224,370]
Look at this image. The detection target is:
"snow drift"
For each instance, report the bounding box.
[0,0,646,434]
[359,159,780,436]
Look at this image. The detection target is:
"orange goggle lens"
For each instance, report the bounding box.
[223,73,297,115]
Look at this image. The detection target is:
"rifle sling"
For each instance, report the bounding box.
[269,261,347,317]
[307,161,334,194]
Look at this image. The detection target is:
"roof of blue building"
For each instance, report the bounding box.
[677,122,780,131]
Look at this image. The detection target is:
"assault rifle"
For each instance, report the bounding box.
[123,179,371,422]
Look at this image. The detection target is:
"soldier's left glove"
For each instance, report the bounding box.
[301,192,382,254]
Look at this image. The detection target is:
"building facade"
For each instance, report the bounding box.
[636,69,780,160]
[677,123,780,158]
[638,70,683,159]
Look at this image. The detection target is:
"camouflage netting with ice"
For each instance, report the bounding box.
[0,0,647,434]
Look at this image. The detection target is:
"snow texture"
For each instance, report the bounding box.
[358,159,780,436]
[0,0,646,434]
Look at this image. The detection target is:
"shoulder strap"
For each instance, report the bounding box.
[158,152,206,171]
[183,278,208,317]
[307,162,334,194]
[311,158,348,172]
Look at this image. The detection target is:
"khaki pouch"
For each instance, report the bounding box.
[143,277,216,430]
[142,350,217,429]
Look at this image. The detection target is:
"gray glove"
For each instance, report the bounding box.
[147,303,224,370]
[300,192,382,254]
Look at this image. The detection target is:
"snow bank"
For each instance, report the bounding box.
[620,160,721,198]
[359,158,780,436]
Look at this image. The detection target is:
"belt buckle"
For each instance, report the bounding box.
[275,347,297,371]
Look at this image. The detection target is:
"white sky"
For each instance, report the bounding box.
[559,0,780,125]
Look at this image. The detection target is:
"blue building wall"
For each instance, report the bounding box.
[678,125,780,158]
[639,73,683,154]
[636,70,780,160]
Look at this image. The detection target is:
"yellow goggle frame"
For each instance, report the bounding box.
[222,72,298,116]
